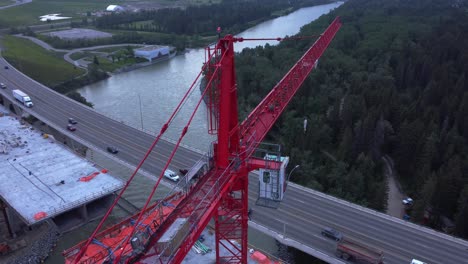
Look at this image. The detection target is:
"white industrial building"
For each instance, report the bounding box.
[106,5,125,12]
[134,45,170,62]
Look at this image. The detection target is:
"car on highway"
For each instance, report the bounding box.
[107,146,118,154]
[411,259,427,264]
[402,197,413,206]
[67,124,76,131]
[164,169,180,182]
[0,83,6,89]
[4,66,8,69]
[321,227,343,241]
[68,118,77,124]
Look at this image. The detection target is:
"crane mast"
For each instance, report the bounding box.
[64,17,341,264]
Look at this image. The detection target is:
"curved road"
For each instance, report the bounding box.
[0,57,201,187]
[1,58,467,264]
[16,35,143,71]
[0,0,32,10]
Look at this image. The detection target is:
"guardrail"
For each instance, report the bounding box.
[288,181,468,246]
[26,184,123,225]
[0,58,205,156]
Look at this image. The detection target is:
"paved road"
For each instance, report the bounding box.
[1,58,468,264]
[16,35,143,71]
[0,0,32,10]
[248,177,468,264]
[0,57,201,188]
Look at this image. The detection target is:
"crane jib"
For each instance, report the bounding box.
[240,17,342,155]
[64,17,342,264]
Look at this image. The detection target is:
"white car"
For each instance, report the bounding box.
[164,169,180,182]
[402,197,414,206]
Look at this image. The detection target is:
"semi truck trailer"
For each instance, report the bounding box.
[12,89,33,107]
[336,238,384,264]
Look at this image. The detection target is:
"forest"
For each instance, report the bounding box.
[234,0,468,239]
[28,0,328,51]
[94,0,329,35]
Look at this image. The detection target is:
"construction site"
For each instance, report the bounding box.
[0,106,125,263]
[0,101,282,264]
[1,0,468,261]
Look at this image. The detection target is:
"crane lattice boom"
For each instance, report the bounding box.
[64,17,341,264]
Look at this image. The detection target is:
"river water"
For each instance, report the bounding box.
[49,2,343,263]
[77,1,342,152]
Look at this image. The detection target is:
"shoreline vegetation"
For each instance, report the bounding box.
[233,0,468,242]
[0,0,335,107]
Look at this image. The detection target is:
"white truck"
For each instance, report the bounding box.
[12,89,33,107]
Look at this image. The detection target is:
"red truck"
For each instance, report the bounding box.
[336,238,384,264]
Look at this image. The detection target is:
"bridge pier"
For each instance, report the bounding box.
[0,94,23,116]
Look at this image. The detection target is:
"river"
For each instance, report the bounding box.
[50,2,343,263]
[77,1,343,152]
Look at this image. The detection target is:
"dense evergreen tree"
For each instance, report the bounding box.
[234,0,468,237]
[94,0,329,35]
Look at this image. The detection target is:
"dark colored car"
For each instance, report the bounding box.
[0,83,6,89]
[68,118,77,124]
[107,146,118,154]
[321,227,343,241]
[67,124,76,131]
[4,66,8,69]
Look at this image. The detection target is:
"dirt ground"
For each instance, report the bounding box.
[383,156,405,218]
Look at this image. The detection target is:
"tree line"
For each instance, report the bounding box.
[94,0,329,35]
[234,0,468,238]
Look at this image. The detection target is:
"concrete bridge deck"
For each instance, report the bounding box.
[1,58,467,264]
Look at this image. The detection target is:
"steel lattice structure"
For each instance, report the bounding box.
[65,17,341,264]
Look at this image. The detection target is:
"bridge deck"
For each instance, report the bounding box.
[0,112,124,225]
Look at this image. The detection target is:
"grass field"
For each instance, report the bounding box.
[94,46,144,53]
[68,51,91,60]
[0,0,222,28]
[0,35,85,87]
[95,56,144,72]
[0,0,14,7]
[0,0,114,27]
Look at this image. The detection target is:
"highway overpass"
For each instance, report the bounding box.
[1,58,467,264]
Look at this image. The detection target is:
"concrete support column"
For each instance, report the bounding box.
[80,205,88,221]
[1,202,15,239]
[5,207,23,236]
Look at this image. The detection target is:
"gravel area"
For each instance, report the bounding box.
[2,222,60,264]
[44,28,112,40]
[383,156,405,218]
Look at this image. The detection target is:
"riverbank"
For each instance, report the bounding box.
[0,220,60,264]
[112,51,177,74]
[0,0,344,97]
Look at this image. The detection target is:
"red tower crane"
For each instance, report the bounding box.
[64,17,341,264]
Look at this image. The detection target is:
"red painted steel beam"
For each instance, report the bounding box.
[140,17,341,264]
[67,17,341,264]
[239,17,341,155]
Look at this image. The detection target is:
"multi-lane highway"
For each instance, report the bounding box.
[1,58,467,264]
[0,57,202,185]
[248,177,468,264]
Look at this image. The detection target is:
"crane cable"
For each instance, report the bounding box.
[114,44,230,262]
[72,51,215,264]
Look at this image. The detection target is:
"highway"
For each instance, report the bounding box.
[0,57,201,186]
[248,177,468,264]
[1,58,468,264]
